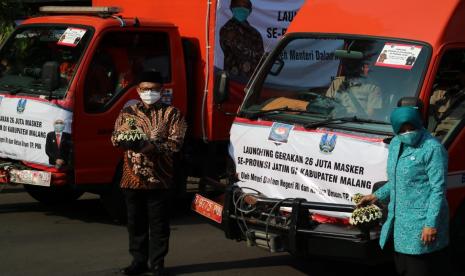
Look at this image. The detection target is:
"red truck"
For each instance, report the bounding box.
[206,0,465,271]
[0,0,302,219]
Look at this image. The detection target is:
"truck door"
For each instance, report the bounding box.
[428,46,465,269]
[73,29,176,186]
[427,47,465,208]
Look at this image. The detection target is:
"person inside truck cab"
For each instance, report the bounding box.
[58,48,77,83]
[116,57,144,92]
[429,65,465,139]
[45,119,72,169]
[430,66,465,120]
[0,53,21,76]
[0,57,13,76]
[219,0,264,79]
[330,62,382,117]
[84,50,117,111]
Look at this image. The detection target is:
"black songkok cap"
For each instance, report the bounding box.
[230,0,252,9]
[138,70,163,84]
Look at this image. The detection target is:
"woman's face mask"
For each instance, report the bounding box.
[398,130,423,146]
[232,7,250,22]
[139,89,161,105]
[54,123,65,133]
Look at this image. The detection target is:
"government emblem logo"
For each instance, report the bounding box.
[319,133,337,153]
[268,122,293,144]
[17,98,27,113]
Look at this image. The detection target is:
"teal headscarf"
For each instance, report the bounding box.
[390,106,423,134]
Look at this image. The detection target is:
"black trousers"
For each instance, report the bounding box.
[123,188,170,268]
[393,248,452,276]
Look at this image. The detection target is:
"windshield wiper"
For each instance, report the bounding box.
[243,106,320,120]
[304,116,390,129]
[0,84,22,95]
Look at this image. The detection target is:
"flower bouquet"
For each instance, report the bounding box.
[116,129,148,142]
[349,193,382,231]
[115,117,148,149]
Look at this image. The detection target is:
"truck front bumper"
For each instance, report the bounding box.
[0,160,68,187]
[221,185,390,264]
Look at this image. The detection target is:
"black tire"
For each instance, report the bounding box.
[23,184,83,204]
[100,166,127,224]
[451,202,465,275]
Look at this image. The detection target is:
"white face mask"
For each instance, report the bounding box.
[139,90,161,104]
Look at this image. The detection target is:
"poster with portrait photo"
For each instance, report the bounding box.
[375,43,422,70]
[214,0,306,104]
[214,0,305,82]
[57,27,86,47]
[0,97,72,166]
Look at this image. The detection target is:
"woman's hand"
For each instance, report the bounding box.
[421,227,437,245]
[356,194,378,207]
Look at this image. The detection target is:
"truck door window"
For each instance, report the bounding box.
[429,49,465,141]
[83,31,171,113]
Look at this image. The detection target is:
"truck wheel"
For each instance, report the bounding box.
[23,184,83,204]
[451,202,465,274]
[100,167,127,224]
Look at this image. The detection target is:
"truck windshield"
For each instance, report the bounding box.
[0,25,91,98]
[241,35,430,133]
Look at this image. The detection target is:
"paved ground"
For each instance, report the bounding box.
[0,184,396,276]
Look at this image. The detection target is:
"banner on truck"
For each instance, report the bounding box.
[229,120,389,218]
[214,0,343,101]
[0,96,72,167]
[214,0,305,100]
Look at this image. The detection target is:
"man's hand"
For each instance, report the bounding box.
[118,140,135,150]
[55,159,65,169]
[421,227,437,245]
[140,141,156,155]
[357,194,378,207]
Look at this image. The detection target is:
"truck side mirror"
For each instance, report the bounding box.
[214,70,229,104]
[269,58,284,76]
[42,61,60,92]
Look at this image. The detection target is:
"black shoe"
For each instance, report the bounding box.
[151,262,168,276]
[121,262,148,275]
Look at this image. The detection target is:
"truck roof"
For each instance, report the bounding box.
[22,15,177,30]
[289,0,465,47]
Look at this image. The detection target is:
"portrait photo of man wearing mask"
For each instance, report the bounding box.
[45,119,72,169]
[219,0,264,79]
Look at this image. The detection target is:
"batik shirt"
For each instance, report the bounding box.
[111,102,187,189]
[220,18,264,79]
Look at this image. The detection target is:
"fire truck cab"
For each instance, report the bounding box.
[0,3,231,218]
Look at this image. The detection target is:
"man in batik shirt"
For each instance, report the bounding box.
[111,71,187,276]
[220,0,264,79]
